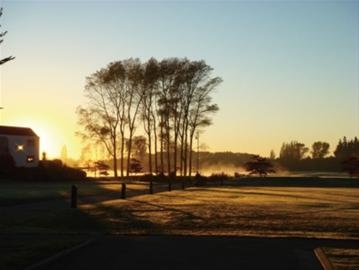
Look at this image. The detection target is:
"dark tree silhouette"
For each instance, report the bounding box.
[0,150,15,173]
[77,65,124,178]
[141,58,159,174]
[341,156,359,177]
[244,155,275,177]
[94,160,110,177]
[129,158,143,174]
[279,141,309,160]
[0,8,14,65]
[78,57,221,177]
[269,150,276,160]
[334,137,359,160]
[311,141,330,159]
[122,59,145,177]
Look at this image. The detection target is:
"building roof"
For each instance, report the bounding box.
[0,125,38,137]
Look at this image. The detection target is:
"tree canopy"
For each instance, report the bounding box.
[244,155,275,177]
[77,57,222,177]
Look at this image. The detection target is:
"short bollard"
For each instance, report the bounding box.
[149,181,153,194]
[168,181,172,192]
[71,185,77,208]
[182,180,185,190]
[121,183,126,199]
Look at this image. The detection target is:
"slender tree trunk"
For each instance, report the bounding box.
[188,131,195,177]
[153,120,158,174]
[113,136,118,178]
[126,130,133,177]
[183,120,189,176]
[147,121,152,174]
[160,115,164,174]
[173,117,178,175]
[179,118,186,176]
[120,130,125,179]
[166,118,171,175]
[173,135,177,175]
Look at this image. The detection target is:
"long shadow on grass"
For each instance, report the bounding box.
[131,199,205,223]
[85,202,165,234]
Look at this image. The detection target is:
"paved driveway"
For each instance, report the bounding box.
[34,235,355,270]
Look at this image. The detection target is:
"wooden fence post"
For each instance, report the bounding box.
[121,183,126,199]
[71,185,77,208]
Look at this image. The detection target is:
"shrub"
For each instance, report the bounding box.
[0,152,15,176]
[10,166,86,181]
[209,172,229,181]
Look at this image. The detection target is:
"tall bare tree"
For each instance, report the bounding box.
[103,61,127,178]
[77,69,120,177]
[158,58,181,174]
[188,78,221,175]
[141,58,159,174]
[123,59,144,177]
[180,60,221,176]
[0,8,14,65]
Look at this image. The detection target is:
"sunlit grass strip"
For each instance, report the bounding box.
[78,187,359,239]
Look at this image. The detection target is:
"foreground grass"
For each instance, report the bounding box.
[2,186,359,238]
[80,186,359,239]
[2,184,359,269]
[0,234,88,270]
[0,181,123,206]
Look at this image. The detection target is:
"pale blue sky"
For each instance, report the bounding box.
[0,0,358,158]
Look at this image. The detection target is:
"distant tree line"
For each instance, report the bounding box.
[277,137,359,173]
[77,58,221,178]
[75,136,359,177]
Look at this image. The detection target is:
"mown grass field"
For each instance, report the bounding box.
[81,186,359,239]
[1,179,358,269]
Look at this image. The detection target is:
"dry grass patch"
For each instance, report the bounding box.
[81,186,359,238]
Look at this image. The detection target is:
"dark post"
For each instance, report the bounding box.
[168,180,172,192]
[121,183,126,199]
[182,180,185,190]
[149,181,153,194]
[71,185,77,208]
[220,178,224,186]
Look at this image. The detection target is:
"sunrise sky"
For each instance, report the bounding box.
[0,0,358,159]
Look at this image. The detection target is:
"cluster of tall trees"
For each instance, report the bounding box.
[77,58,221,178]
